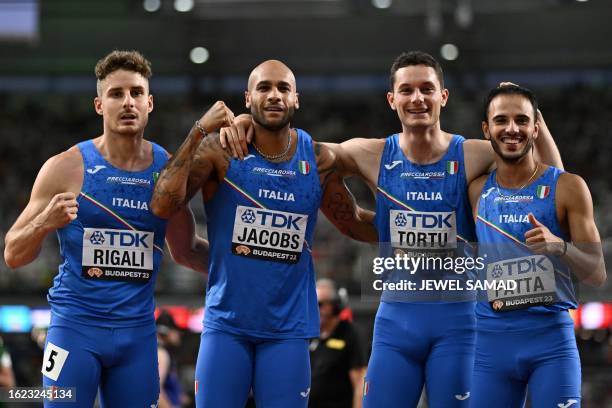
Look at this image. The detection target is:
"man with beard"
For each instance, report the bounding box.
[222,52,564,407]
[467,84,605,407]
[3,50,220,407]
[150,59,377,407]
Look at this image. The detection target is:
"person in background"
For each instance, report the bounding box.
[157,311,185,408]
[309,279,367,408]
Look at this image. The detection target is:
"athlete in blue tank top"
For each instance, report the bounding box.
[151,60,377,408]
[4,51,211,408]
[220,52,566,407]
[468,85,606,407]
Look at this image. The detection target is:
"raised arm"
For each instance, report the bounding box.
[532,109,563,170]
[315,142,378,243]
[150,101,234,219]
[525,173,605,287]
[4,150,81,268]
[165,206,209,275]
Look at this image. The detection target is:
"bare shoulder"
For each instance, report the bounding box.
[340,137,385,156]
[557,172,591,206]
[463,139,495,182]
[33,145,84,196]
[463,139,493,158]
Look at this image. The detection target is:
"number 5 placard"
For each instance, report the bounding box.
[41,342,69,381]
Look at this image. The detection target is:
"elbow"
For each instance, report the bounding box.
[4,236,17,268]
[589,271,607,288]
[4,246,20,269]
[150,200,173,219]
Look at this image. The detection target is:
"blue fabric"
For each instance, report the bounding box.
[203,129,321,339]
[49,140,168,327]
[475,166,577,323]
[363,301,476,407]
[195,328,311,408]
[472,315,580,407]
[42,314,159,408]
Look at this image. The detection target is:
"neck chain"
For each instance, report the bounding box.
[496,162,540,194]
[253,129,292,161]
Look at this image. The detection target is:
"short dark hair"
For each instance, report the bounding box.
[483,85,538,122]
[95,50,152,95]
[389,51,444,90]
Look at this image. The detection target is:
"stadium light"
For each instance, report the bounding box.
[190,47,210,64]
[440,43,459,61]
[143,0,161,12]
[174,0,194,12]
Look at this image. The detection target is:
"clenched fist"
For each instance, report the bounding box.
[198,101,235,134]
[39,192,79,230]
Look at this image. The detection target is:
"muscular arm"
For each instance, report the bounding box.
[556,174,605,286]
[532,110,563,170]
[468,175,488,221]
[165,206,209,274]
[4,150,81,268]
[150,126,214,219]
[315,142,378,243]
[151,101,234,219]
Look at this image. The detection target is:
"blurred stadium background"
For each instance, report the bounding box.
[0,0,611,406]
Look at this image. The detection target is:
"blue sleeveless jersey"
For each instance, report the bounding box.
[204,129,321,339]
[375,134,476,302]
[48,140,168,327]
[475,166,577,328]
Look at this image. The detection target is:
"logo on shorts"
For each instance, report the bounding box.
[558,399,578,408]
[455,391,470,400]
[300,387,310,398]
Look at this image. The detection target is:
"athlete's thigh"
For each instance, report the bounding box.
[42,321,102,408]
[528,327,581,408]
[426,317,476,407]
[99,323,159,408]
[364,305,428,407]
[253,338,310,408]
[470,330,526,408]
[195,329,253,408]
[362,341,423,407]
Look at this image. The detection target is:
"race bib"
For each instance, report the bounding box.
[232,205,308,264]
[41,342,69,381]
[81,228,154,283]
[486,255,557,312]
[389,210,457,251]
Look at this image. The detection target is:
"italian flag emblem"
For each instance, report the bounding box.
[536,185,550,199]
[298,160,310,175]
[446,161,458,175]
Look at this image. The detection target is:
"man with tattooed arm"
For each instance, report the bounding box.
[150,59,376,408]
